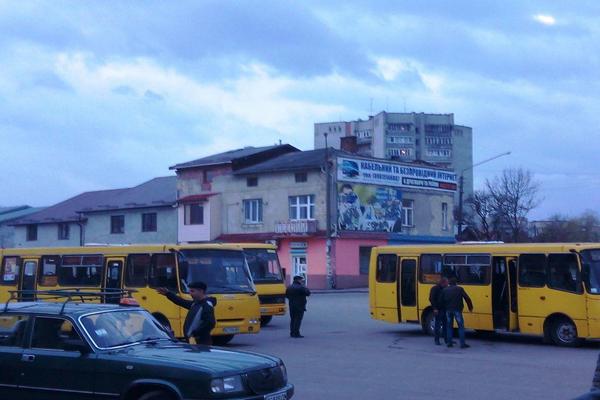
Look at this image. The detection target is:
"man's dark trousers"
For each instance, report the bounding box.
[290,308,304,337]
[434,311,448,344]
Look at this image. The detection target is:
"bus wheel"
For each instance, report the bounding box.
[421,310,435,335]
[260,316,273,327]
[212,335,235,346]
[549,318,581,347]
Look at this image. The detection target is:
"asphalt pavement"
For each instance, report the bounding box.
[228,292,598,400]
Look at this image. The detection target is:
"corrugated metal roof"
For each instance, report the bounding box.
[233,149,328,175]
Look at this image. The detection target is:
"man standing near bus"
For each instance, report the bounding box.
[157,281,216,345]
[286,275,311,338]
[441,277,473,349]
[429,277,449,345]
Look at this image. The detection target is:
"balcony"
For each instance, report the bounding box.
[275,220,318,235]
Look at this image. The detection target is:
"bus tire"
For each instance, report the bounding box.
[212,335,235,346]
[260,316,273,327]
[549,317,581,347]
[421,309,435,335]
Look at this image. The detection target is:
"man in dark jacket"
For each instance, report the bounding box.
[441,277,473,349]
[157,281,216,345]
[573,354,600,399]
[429,277,449,345]
[286,275,311,338]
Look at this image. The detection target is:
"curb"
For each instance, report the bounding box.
[311,289,368,294]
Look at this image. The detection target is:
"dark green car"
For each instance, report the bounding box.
[0,301,294,400]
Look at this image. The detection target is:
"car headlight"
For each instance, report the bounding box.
[210,375,245,394]
[279,364,287,383]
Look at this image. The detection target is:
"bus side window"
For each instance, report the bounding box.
[519,254,547,287]
[376,254,397,283]
[149,254,177,290]
[126,254,151,287]
[1,257,20,285]
[419,254,442,283]
[548,253,581,294]
[39,256,59,287]
[59,255,103,287]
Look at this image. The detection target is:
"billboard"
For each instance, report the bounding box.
[337,183,403,232]
[337,157,457,192]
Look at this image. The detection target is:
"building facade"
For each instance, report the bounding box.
[173,147,456,289]
[314,111,473,205]
[0,206,46,248]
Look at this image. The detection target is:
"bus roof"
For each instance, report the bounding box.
[227,243,278,250]
[373,243,600,254]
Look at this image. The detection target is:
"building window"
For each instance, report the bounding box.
[402,200,414,227]
[247,177,258,187]
[244,199,263,224]
[359,247,373,275]
[110,215,125,234]
[184,203,204,225]
[442,203,449,231]
[388,148,412,157]
[426,149,452,157]
[295,172,307,183]
[141,213,157,232]
[26,224,38,241]
[289,195,315,220]
[57,223,70,240]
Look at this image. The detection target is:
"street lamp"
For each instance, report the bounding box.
[457,151,511,238]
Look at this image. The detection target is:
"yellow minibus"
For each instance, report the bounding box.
[0,244,261,345]
[369,243,600,346]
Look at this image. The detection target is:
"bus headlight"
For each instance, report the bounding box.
[249,319,259,324]
[210,375,244,393]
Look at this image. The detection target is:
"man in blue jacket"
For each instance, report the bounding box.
[157,281,216,345]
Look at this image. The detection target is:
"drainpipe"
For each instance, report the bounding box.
[76,212,85,246]
[324,138,336,289]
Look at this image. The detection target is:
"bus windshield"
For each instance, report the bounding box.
[581,249,600,294]
[178,249,255,294]
[244,248,284,283]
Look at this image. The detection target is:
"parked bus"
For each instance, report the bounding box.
[233,243,287,326]
[0,244,261,345]
[369,243,600,346]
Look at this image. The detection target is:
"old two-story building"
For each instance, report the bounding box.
[172,145,456,289]
[11,177,177,247]
[0,206,46,248]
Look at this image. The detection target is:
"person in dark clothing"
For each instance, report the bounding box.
[157,281,217,345]
[286,275,311,338]
[573,354,600,399]
[441,277,473,349]
[429,277,449,345]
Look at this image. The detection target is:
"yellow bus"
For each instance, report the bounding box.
[369,243,600,346]
[233,243,287,326]
[0,244,261,345]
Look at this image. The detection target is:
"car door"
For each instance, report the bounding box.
[19,316,97,400]
[0,313,29,399]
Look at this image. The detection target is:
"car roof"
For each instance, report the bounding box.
[2,301,143,317]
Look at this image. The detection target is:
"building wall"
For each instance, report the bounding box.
[278,237,328,289]
[13,223,82,248]
[214,170,327,235]
[177,165,232,197]
[314,122,347,149]
[84,207,177,245]
[400,189,455,238]
[177,198,219,242]
[0,225,15,248]
[333,238,387,288]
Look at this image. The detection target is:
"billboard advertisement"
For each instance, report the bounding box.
[337,157,457,192]
[337,183,403,232]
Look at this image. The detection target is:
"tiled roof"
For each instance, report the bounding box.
[169,144,298,170]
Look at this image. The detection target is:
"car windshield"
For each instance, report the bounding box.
[179,249,255,294]
[581,249,600,294]
[81,310,171,349]
[244,248,284,283]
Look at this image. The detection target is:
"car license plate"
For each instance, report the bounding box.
[265,391,287,400]
[223,327,239,334]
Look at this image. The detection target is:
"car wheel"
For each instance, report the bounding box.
[260,316,273,327]
[550,318,581,347]
[421,310,435,335]
[138,390,173,400]
[212,334,235,346]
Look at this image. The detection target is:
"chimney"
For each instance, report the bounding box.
[340,136,358,154]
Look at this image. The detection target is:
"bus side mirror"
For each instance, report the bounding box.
[282,268,287,279]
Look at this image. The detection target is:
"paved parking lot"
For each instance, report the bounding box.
[228,292,598,400]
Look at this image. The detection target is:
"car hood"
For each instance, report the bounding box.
[118,341,279,375]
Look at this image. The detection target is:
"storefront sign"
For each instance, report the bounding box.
[290,242,308,249]
[337,157,457,192]
[338,183,402,232]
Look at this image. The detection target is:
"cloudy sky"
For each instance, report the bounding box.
[1,0,599,219]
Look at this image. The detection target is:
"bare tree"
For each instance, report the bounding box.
[466,190,498,240]
[487,168,541,242]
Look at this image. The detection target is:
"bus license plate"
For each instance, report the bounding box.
[223,327,239,334]
[265,391,287,400]
[260,307,268,313]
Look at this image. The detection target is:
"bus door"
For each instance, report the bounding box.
[507,257,519,331]
[492,257,510,331]
[374,254,399,323]
[19,258,39,301]
[398,257,418,322]
[103,257,124,304]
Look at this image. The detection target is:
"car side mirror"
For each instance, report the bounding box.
[63,338,91,354]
